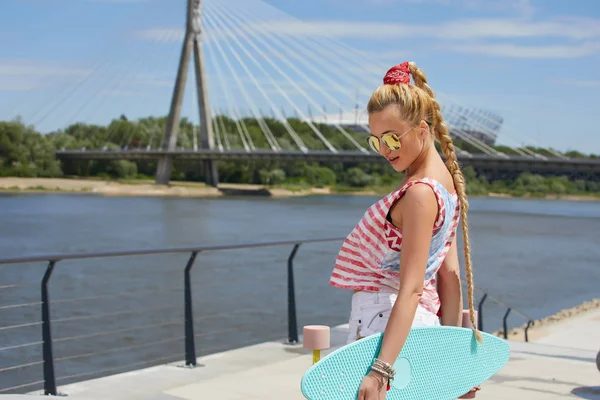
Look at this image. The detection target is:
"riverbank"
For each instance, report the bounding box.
[0,177,334,198]
[492,297,600,341]
[1,177,599,200]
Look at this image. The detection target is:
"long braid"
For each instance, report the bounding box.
[408,62,483,343]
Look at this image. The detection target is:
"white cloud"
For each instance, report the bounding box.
[441,42,600,58]
[86,0,149,3]
[133,28,184,43]
[0,60,90,77]
[248,17,600,41]
[0,80,39,91]
[101,89,144,96]
[130,74,175,88]
[554,79,600,88]
[234,17,600,59]
[0,60,91,92]
[133,2,600,60]
[367,0,535,18]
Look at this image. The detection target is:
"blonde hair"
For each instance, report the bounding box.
[367,61,482,343]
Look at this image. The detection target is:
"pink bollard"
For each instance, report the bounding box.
[303,325,330,365]
[462,309,478,329]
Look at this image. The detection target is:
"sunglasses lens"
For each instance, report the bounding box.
[382,133,401,150]
[367,136,379,152]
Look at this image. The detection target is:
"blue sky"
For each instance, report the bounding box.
[1,0,599,154]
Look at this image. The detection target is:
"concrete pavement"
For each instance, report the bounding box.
[10,309,600,399]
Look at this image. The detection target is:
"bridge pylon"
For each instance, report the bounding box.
[155,0,218,187]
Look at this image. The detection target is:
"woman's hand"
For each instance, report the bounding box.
[357,371,388,400]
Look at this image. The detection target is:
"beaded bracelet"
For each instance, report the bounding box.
[369,358,396,391]
[372,358,396,379]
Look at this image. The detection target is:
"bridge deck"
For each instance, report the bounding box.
[10,309,600,400]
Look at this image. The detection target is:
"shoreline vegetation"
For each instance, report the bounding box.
[2,117,600,201]
[492,298,600,341]
[1,176,600,201]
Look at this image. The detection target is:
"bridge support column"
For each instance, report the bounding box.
[204,160,218,187]
[155,0,218,187]
[156,156,174,186]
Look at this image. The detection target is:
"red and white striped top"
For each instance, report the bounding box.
[329,178,461,315]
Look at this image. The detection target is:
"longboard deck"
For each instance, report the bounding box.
[301,326,510,400]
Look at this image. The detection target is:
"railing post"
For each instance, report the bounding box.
[503,308,512,340]
[524,320,533,343]
[477,293,487,332]
[184,251,199,367]
[41,261,57,396]
[286,244,301,344]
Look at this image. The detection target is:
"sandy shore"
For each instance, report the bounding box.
[491,298,600,342]
[1,177,599,200]
[489,192,600,202]
[0,177,338,198]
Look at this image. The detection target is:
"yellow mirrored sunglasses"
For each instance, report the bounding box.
[366,124,419,153]
[367,133,401,153]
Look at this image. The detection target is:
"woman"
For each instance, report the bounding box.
[329,61,481,399]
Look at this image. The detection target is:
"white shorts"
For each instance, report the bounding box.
[347,289,440,344]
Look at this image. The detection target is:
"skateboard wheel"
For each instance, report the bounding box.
[303,325,330,350]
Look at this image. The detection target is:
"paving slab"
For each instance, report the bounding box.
[9,309,599,400]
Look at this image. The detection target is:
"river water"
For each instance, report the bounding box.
[1,193,599,392]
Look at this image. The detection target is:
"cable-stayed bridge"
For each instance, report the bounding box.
[14,0,600,184]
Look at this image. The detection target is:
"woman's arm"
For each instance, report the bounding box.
[376,184,439,365]
[437,239,463,327]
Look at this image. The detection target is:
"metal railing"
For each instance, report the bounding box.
[0,237,534,396]
[475,289,535,342]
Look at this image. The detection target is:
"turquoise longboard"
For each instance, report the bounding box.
[301,326,510,400]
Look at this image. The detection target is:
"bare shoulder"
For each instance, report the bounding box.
[401,183,438,213]
[389,182,438,226]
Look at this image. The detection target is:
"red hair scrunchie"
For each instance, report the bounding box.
[383,62,411,85]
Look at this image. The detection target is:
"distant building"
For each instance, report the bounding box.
[306,109,370,134]
[307,106,503,146]
[441,105,503,146]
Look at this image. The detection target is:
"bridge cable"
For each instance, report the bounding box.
[203,10,282,152]
[204,16,307,153]
[203,17,308,152]
[218,7,475,157]
[203,25,252,151]
[25,1,151,130]
[291,15,550,158]
[69,28,179,149]
[216,0,497,156]
[242,0,554,159]
[205,7,308,153]
[202,18,256,151]
[210,2,358,152]
[205,3,337,153]
[219,2,496,159]
[215,106,232,150]
[215,0,375,145]
[295,17,536,157]
[204,19,256,151]
[78,27,181,150]
[210,107,225,152]
[202,12,280,151]
[210,1,368,153]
